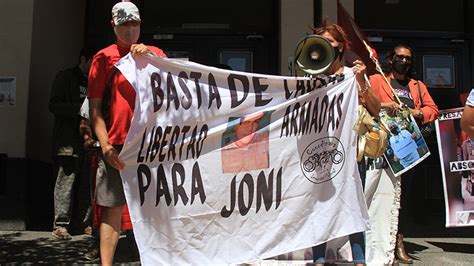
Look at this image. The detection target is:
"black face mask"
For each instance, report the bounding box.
[392,59,410,74]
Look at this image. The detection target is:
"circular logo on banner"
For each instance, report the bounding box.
[301,137,345,184]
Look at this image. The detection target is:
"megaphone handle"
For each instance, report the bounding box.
[294,38,307,63]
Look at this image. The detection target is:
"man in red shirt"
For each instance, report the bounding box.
[88,2,167,264]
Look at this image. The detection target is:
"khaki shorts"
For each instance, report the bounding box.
[95,147,126,207]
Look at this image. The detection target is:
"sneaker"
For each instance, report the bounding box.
[84,242,100,261]
[52,226,72,240]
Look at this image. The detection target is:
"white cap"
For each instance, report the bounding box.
[111,1,141,26]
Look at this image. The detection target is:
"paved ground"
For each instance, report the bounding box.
[402,237,474,265]
[0,231,139,265]
[1,231,474,265]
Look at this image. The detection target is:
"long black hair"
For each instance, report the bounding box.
[382,44,417,79]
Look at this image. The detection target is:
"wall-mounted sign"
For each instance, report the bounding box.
[423,55,455,88]
[220,51,253,72]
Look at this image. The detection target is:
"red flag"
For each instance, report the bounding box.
[337,0,378,75]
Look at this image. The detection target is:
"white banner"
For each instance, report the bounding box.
[116,54,369,264]
[365,159,400,265]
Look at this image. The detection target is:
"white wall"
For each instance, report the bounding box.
[322,0,354,22]
[25,0,86,162]
[279,0,314,75]
[279,0,354,76]
[0,0,85,161]
[0,1,35,158]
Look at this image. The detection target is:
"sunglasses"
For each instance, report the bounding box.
[394,54,412,62]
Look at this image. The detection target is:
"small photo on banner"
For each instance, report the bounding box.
[221,111,272,173]
[379,107,430,177]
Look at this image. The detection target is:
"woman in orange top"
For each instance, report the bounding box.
[369,44,439,264]
[370,44,438,123]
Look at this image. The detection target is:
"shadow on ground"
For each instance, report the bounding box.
[426,241,474,254]
[0,231,140,264]
[0,232,92,264]
[404,241,429,254]
[403,241,429,262]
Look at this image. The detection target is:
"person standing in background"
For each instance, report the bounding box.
[49,48,94,240]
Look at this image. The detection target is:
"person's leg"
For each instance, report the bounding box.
[350,160,367,265]
[396,170,414,264]
[84,151,100,261]
[399,170,413,234]
[77,151,93,233]
[312,242,327,265]
[349,232,365,266]
[84,228,100,261]
[95,147,127,265]
[99,205,123,266]
[53,156,77,239]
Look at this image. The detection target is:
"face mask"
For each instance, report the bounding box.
[114,25,140,46]
[392,59,410,74]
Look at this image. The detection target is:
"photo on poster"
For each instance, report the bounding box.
[379,108,430,177]
[436,107,474,227]
[221,111,272,173]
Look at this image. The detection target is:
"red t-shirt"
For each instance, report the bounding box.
[88,44,167,145]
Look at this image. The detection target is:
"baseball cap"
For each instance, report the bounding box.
[111,2,141,26]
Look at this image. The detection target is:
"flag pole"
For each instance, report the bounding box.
[362,40,403,105]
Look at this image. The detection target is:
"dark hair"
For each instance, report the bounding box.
[79,46,97,61]
[311,19,351,52]
[382,44,416,79]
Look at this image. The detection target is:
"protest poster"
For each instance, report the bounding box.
[115,54,369,264]
[378,108,430,177]
[436,107,474,227]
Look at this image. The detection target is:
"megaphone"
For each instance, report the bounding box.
[293,35,335,76]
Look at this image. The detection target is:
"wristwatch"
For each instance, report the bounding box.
[418,109,424,120]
